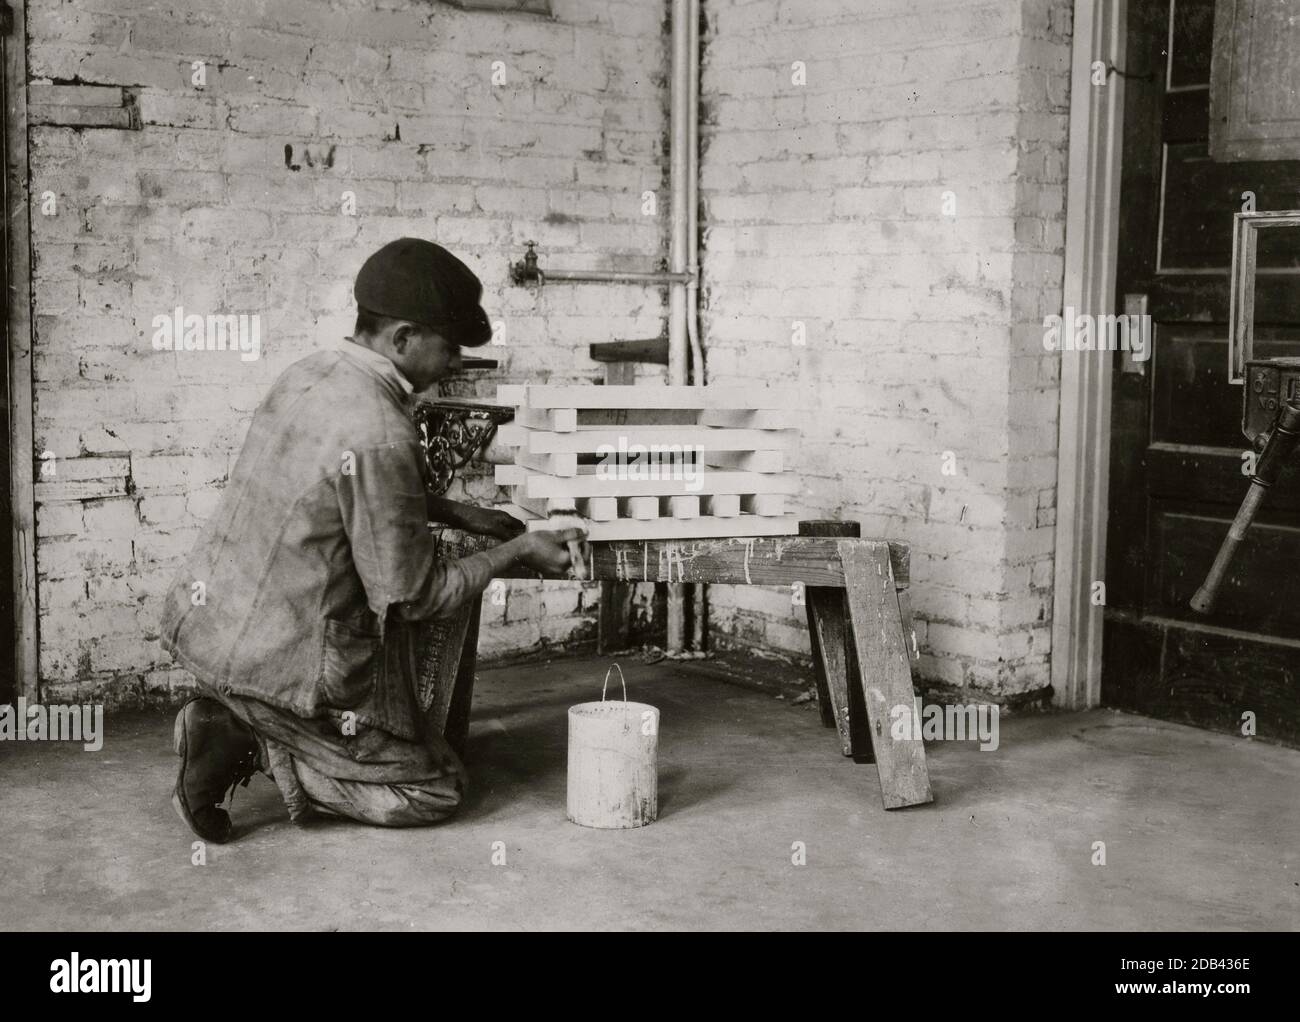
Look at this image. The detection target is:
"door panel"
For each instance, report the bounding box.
[1152,509,1300,631]
[1104,0,1300,745]
[1150,328,1300,447]
[1158,143,1300,270]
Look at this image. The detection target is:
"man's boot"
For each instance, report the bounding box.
[172,697,262,844]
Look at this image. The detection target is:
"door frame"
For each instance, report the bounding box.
[3,0,37,700]
[1051,0,1128,708]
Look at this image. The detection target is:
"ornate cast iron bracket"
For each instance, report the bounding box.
[411,399,514,496]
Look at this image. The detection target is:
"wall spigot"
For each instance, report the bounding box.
[510,241,544,286]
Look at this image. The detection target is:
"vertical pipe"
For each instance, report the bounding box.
[686,0,704,388]
[668,0,690,386]
[666,0,690,653]
[3,0,39,700]
[686,0,706,654]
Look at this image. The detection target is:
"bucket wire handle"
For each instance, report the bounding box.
[601,663,628,703]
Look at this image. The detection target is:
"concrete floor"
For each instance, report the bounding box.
[2,653,1297,931]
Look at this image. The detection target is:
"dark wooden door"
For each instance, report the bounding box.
[1104,0,1300,745]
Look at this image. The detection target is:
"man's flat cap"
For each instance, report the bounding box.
[354,238,493,347]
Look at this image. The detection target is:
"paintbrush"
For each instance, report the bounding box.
[537,510,591,580]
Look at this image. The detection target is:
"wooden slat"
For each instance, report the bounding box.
[703,494,739,517]
[578,496,618,521]
[487,524,911,588]
[741,493,785,516]
[700,409,797,429]
[424,396,511,412]
[703,451,783,472]
[509,491,576,517]
[495,464,525,486]
[523,525,839,570]
[577,408,697,427]
[514,406,578,432]
[497,423,797,454]
[511,467,796,498]
[618,496,659,520]
[665,495,699,518]
[840,541,932,809]
[537,513,801,543]
[512,450,578,476]
[498,384,795,410]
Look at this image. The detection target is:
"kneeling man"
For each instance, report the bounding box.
[159,238,580,841]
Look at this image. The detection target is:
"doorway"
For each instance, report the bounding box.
[1103,0,1300,743]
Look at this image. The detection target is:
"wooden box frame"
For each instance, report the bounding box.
[1227,210,1300,384]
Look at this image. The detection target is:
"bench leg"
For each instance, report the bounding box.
[799,519,871,759]
[805,588,872,761]
[443,600,482,760]
[840,540,933,809]
[597,580,633,654]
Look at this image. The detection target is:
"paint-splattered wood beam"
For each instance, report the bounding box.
[490,536,908,589]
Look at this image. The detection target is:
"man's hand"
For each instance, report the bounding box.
[514,529,587,576]
[460,505,526,541]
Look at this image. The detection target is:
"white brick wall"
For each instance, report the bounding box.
[699,0,1073,701]
[28,0,668,702]
[26,0,1075,706]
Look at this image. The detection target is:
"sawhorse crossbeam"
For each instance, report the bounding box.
[421,521,933,810]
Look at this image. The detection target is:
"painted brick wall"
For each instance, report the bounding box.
[699,0,1073,701]
[26,0,1076,706]
[27,0,669,703]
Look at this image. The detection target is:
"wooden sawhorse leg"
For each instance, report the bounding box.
[839,539,932,809]
[417,585,483,762]
[443,599,481,760]
[801,521,871,761]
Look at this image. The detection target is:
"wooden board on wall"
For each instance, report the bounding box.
[1210,0,1300,161]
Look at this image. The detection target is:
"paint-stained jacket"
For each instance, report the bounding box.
[160,346,495,740]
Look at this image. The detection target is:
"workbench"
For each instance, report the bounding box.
[416,521,933,811]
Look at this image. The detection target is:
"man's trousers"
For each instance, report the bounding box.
[201,683,466,827]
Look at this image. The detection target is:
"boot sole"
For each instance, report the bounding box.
[171,701,232,844]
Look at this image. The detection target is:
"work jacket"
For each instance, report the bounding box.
[160,344,495,740]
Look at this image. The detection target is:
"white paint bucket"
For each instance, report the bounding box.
[567,664,659,829]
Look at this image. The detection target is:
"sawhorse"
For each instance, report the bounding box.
[419,520,932,810]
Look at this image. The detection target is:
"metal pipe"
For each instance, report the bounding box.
[686,0,706,654]
[666,0,691,654]
[686,0,704,388]
[542,268,693,285]
[509,242,693,287]
[669,0,690,386]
